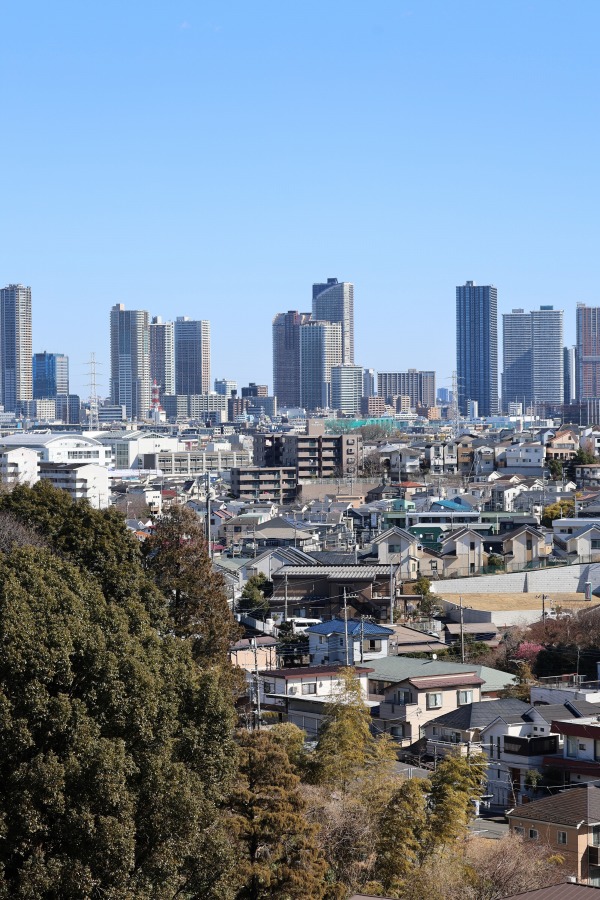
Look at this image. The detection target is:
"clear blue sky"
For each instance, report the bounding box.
[1,1,598,398]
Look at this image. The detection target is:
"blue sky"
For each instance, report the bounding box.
[1,1,598,398]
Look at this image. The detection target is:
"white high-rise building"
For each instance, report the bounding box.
[312,278,354,365]
[149,317,175,399]
[331,365,363,415]
[0,284,32,413]
[300,320,342,411]
[531,306,563,407]
[110,304,151,420]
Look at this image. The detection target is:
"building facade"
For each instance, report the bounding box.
[0,284,33,413]
[531,306,563,407]
[456,281,498,416]
[564,345,577,405]
[502,309,532,411]
[312,278,354,365]
[272,310,311,408]
[331,365,363,415]
[149,316,175,399]
[109,304,151,420]
[377,370,436,409]
[174,317,211,396]
[577,304,600,401]
[32,352,69,400]
[300,320,342,411]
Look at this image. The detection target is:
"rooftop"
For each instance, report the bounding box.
[509,782,600,826]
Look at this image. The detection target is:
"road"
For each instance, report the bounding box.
[469,816,509,840]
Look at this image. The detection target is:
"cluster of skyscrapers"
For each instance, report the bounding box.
[456,281,600,418]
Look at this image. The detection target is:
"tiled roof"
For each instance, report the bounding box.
[502,885,600,900]
[508,783,600,826]
[407,674,484,690]
[307,619,394,637]
[259,664,373,678]
[427,698,529,731]
[276,565,391,579]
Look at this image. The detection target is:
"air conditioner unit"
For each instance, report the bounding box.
[288,686,297,695]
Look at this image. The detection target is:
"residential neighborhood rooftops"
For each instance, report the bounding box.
[509,783,600,826]
[259,664,374,678]
[428,698,529,731]
[365,656,516,693]
[307,619,394,638]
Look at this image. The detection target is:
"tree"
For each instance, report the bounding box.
[276,620,309,667]
[311,668,396,791]
[0,546,238,899]
[239,574,272,620]
[547,457,564,480]
[375,778,430,893]
[425,752,488,852]
[541,498,575,526]
[230,730,327,900]
[142,505,240,665]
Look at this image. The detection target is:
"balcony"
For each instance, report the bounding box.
[503,735,559,757]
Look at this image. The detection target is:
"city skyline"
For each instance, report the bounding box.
[2,3,596,398]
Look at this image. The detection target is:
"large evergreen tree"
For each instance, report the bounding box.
[230,730,327,900]
[142,505,239,664]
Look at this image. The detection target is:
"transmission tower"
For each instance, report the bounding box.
[86,353,101,431]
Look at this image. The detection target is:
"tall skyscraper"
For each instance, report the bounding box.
[362,368,376,398]
[502,309,532,411]
[331,365,363,415]
[272,310,311,407]
[531,306,563,407]
[564,345,577,405]
[312,278,354,365]
[576,304,600,400]
[110,304,150,420]
[174,317,210,395]
[149,316,174,399]
[0,284,32,413]
[377,370,436,409]
[33,352,69,399]
[456,281,498,416]
[214,378,237,397]
[300,320,342,411]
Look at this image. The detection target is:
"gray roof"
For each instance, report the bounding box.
[277,565,391,579]
[529,700,600,723]
[366,657,516,692]
[427,698,529,731]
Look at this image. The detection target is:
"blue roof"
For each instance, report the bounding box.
[307,618,394,637]
[432,499,469,511]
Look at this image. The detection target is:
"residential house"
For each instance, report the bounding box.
[486,524,548,572]
[423,697,529,759]
[389,447,422,480]
[270,564,394,621]
[307,619,394,666]
[376,670,484,745]
[371,526,422,577]
[576,466,600,489]
[546,717,600,786]
[438,527,486,577]
[229,636,278,672]
[553,523,600,562]
[259,664,374,736]
[546,429,579,463]
[500,442,546,476]
[253,515,321,551]
[507,783,600,884]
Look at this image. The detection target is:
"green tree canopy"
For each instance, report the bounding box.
[238,574,272,619]
[230,730,327,900]
[541,498,575,527]
[0,546,237,899]
[142,505,240,665]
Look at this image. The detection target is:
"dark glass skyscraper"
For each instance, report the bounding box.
[0,284,32,413]
[272,310,311,408]
[456,281,498,417]
[32,352,69,399]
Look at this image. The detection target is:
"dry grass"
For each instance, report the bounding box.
[440,591,599,612]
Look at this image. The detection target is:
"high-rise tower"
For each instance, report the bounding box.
[0,284,32,412]
[109,304,150,420]
[576,304,600,401]
[531,306,563,407]
[174,317,210,395]
[312,278,354,365]
[456,281,498,416]
[300,320,342,411]
[502,309,532,411]
[149,316,175,399]
[272,310,311,407]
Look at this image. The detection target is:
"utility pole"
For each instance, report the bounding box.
[284,572,288,623]
[250,638,261,730]
[205,472,212,559]
[389,563,395,625]
[343,586,350,666]
[360,615,365,664]
[459,595,465,663]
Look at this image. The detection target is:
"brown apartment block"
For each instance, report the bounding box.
[230,466,297,503]
[254,420,362,481]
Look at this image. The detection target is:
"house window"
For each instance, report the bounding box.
[567,736,578,758]
[489,738,494,759]
[526,540,532,551]
[529,829,539,840]
[389,544,401,553]
[593,540,600,550]
[301,682,317,695]
[595,739,600,761]
[513,826,524,836]
[263,682,274,694]
[557,831,567,845]
[426,692,442,710]
[470,541,475,551]
[458,690,473,705]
